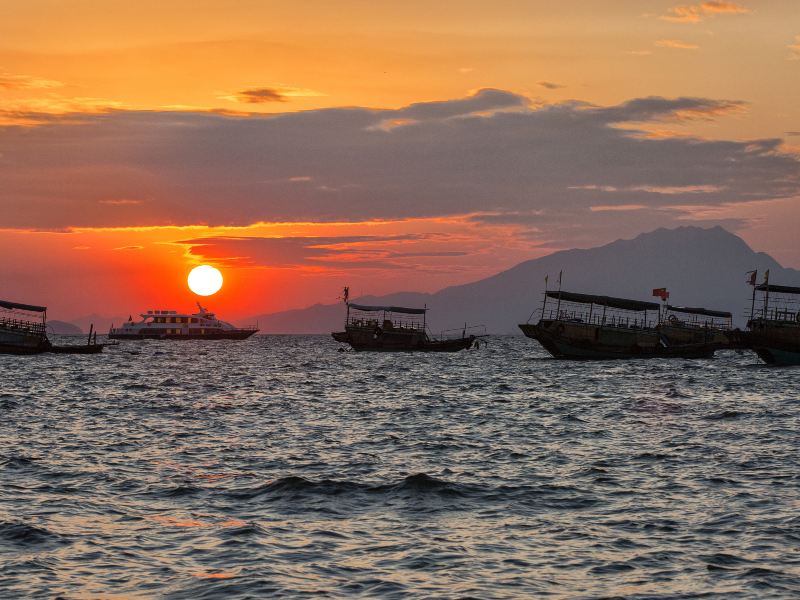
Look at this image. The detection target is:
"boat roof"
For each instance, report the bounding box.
[666,305,732,319]
[349,303,426,315]
[0,299,47,313]
[546,291,660,312]
[755,283,800,295]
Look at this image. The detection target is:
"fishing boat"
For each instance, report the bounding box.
[0,299,104,354]
[108,304,257,340]
[659,304,738,351]
[744,272,800,365]
[332,288,476,352]
[0,300,50,354]
[519,289,719,360]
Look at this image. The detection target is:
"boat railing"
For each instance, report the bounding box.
[542,307,658,329]
[0,315,47,337]
[435,324,487,340]
[661,315,730,330]
[750,288,800,323]
[347,316,424,331]
[750,307,800,324]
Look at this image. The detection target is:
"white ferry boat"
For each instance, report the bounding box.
[109,304,258,340]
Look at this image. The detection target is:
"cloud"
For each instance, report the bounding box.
[589,204,648,212]
[789,35,800,60]
[223,86,326,104]
[0,72,63,90]
[175,234,430,269]
[113,245,144,250]
[661,2,750,24]
[0,89,797,243]
[537,81,566,90]
[98,199,143,205]
[655,39,700,50]
[0,96,125,125]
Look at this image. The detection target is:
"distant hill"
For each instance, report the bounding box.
[245,226,800,334]
[47,320,83,335]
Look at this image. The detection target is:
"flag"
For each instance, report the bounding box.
[342,286,350,303]
[763,269,770,285]
[544,274,549,287]
[652,288,669,301]
[558,270,563,288]
[745,270,757,286]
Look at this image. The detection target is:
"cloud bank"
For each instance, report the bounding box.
[0,89,797,237]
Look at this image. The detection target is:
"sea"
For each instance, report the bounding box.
[1,335,798,599]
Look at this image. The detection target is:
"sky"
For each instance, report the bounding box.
[1,0,799,322]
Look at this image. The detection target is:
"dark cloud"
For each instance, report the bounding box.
[232,88,287,103]
[537,81,565,90]
[0,89,797,234]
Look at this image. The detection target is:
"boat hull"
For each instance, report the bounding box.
[108,330,257,341]
[0,327,49,354]
[332,327,474,352]
[745,319,800,365]
[519,321,716,360]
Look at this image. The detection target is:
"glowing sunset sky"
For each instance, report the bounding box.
[1,1,798,321]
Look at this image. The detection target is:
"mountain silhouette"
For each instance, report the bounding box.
[245,226,800,334]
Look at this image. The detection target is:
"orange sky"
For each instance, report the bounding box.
[1,1,798,323]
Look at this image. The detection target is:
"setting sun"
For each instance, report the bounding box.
[187,265,223,296]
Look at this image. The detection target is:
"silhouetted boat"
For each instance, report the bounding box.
[744,276,800,365]
[0,299,104,354]
[109,304,257,340]
[519,290,722,360]
[332,288,476,352]
[659,304,739,351]
[0,300,50,354]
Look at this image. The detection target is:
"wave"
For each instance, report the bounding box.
[0,521,68,547]
[0,455,38,470]
[224,473,598,512]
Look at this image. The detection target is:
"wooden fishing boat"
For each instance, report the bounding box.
[0,300,50,354]
[744,277,800,365]
[519,290,719,360]
[332,288,476,352]
[659,305,740,351]
[0,299,104,354]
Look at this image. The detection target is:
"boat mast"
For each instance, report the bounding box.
[763,270,770,319]
[748,270,757,321]
[540,274,549,320]
[554,271,563,318]
[344,287,350,326]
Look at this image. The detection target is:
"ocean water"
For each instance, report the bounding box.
[1,335,798,599]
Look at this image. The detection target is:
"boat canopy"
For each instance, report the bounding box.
[349,303,427,315]
[546,291,659,312]
[0,299,47,313]
[666,305,732,319]
[755,283,800,295]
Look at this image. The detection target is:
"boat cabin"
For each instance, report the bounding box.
[540,291,660,330]
[662,305,733,330]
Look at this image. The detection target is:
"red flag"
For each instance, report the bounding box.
[652,288,669,301]
[746,270,757,286]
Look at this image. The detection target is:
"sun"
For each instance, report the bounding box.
[188,265,223,296]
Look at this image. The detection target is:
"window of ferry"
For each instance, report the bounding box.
[191,318,198,323]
